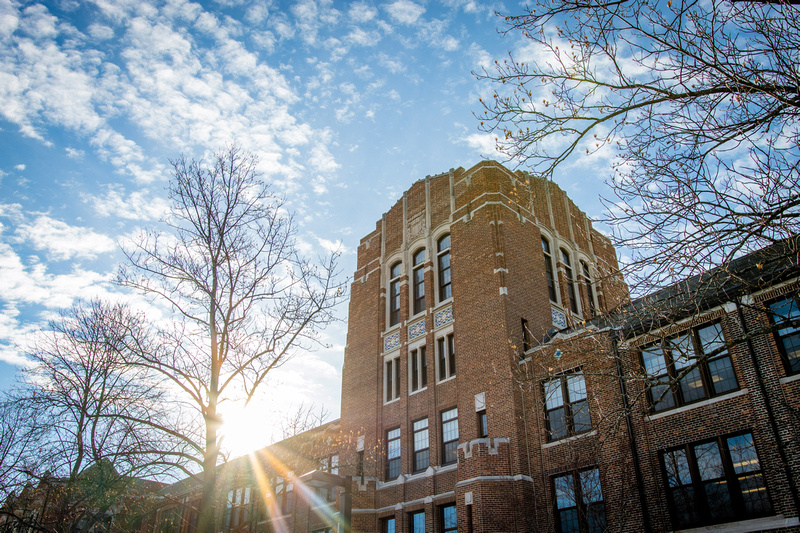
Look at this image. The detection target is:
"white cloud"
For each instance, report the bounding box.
[386,0,425,24]
[84,186,170,221]
[462,132,499,155]
[65,147,84,159]
[16,215,116,260]
[349,3,378,23]
[87,23,114,40]
[14,164,24,171]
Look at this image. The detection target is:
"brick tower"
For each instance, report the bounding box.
[340,161,625,533]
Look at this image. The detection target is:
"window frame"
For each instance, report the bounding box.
[385,354,401,403]
[436,332,456,382]
[223,487,252,531]
[410,344,428,393]
[543,370,591,442]
[766,295,800,374]
[542,237,558,303]
[440,503,457,533]
[661,432,772,529]
[561,248,579,314]
[477,409,488,438]
[412,248,426,316]
[552,467,606,533]
[385,427,401,481]
[382,517,396,533]
[437,234,452,302]
[580,260,597,317]
[412,417,430,473]
[388,261,402,327]
[641,321,738,413]
[273,477,293,516]
[440,407,459,465]
[409,510,426,533]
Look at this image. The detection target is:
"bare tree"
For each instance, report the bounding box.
[279,402,331,440]
[119,145,343,532]
[1,300,178,533]
[477,0,800,292]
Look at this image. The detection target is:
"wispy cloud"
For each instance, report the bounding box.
[16,215,116,261]
[386,0,425,24]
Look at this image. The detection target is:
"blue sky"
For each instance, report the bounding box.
[0,0,615,452]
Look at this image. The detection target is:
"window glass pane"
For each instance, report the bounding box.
[642,345,668,375]
[545,380,564,410]
[708,356,737,394]
[558,509,580,533]
[438,235,450,252]
[554,475,576,509]
[572,401,591,434]
[411,512,425,533]
[580,469,603,504]
[697,323,726,356]
[414,249,425,266]
[670,485,697,528]
[548,407,567,440]
[442,505,457,529]
[738,474,771,514]
[664,449,692,486]
[727,434,760,474]
[679,367,706,403]
[650,383,675,411]
[671,333,695,369]
[390,262,401,278]
[567,373,586,401]
[442,419,458,442]
[704,480,733,520]
[383,518,395,533]
[388,439,400,459]
[694,441,724,480]
[586,503,606,533]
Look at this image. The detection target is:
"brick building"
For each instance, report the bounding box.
[153,160,800,533]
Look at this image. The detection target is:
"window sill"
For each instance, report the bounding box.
[779,372,800,385]
[541,429,597,449]
[383,397,401,406]
[645,389,748,422]
[383,323,402,335]
[437,375,456,385]
[409,386,428,396]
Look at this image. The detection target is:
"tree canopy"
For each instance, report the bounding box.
[478,0,800,291]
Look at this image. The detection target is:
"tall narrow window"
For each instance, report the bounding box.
[544,371,591,441]
[389,262,402,326]
[224,487,252,531]
[561,249,579,314]
[768,296,800,373]
[581,261,596,317]
[553,468,606,533]
[382,517,396,533]
[441,408,459,465]
[386,428,401,480]
[413,249,426,315]
[437,333,455,381]
[440,504,457,533]
[410,511,425,533]
[542,237,557,302]
[385,356,400,402]
[477,409,488,438]
[412,418,429,472]
[410,346,427,392]
[522,318,531,353]
[437,235,451,301]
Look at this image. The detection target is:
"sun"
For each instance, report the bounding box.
[219,401,276,458]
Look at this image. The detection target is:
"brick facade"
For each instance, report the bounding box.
[153,161,800,533]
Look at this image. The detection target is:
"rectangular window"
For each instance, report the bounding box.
[441,408,459,465]
[357,450,364,478]
[274,477,293,515]
[477,409,488,438]
[437,235,451,302]
[389,262,402,327]
[386,428,401,480]
[437,333,456,381]
[662,432,771,529]
[412,418,430,472]
[544,371,591,442]
[553,468,606,533]
[382,517,396,533]
[440,504,457,533]
[409,511,425,533]
[410,346,427,392]
[385,356,401,402]
[413,249,426,315]
[768,296,800,373]
[542,237,557,303]
[581,261,596,317]
[561,249,579,314]
[224,487,251,531]
[522,318,530,353]
[642,322,738,412]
